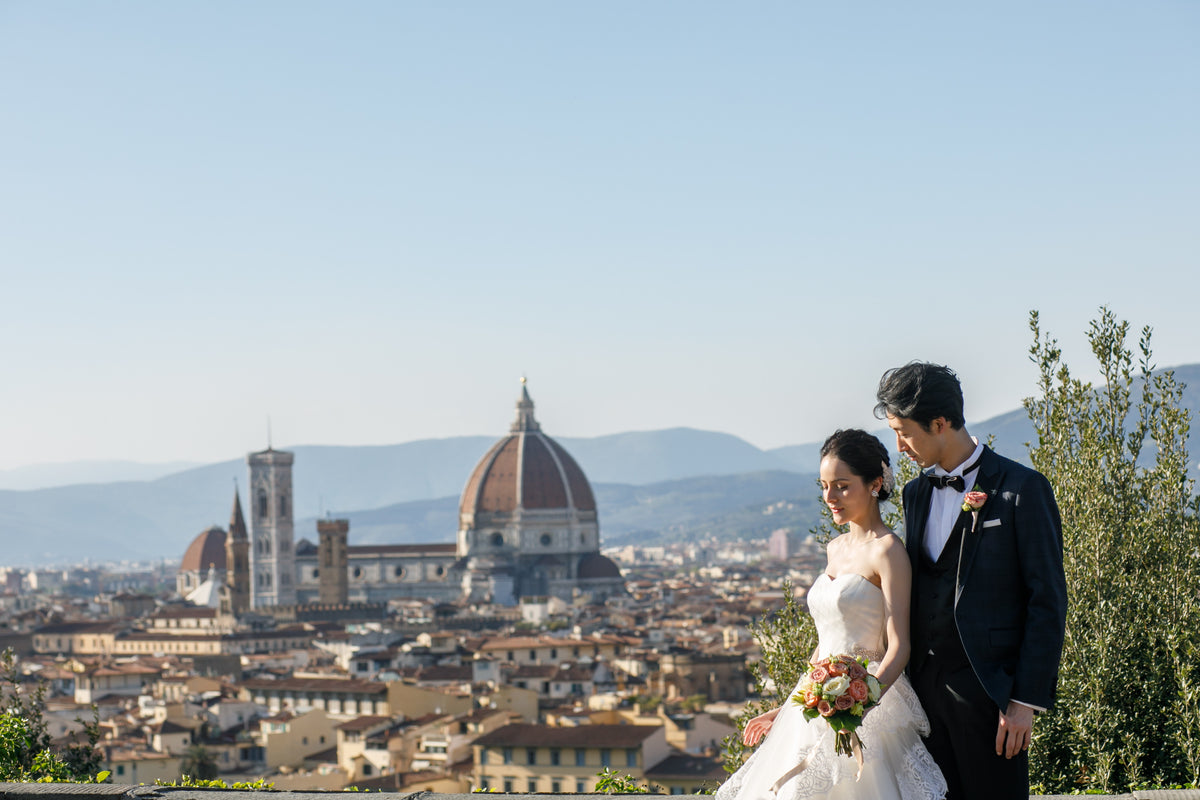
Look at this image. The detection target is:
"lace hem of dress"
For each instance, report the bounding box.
[714,672,946,800]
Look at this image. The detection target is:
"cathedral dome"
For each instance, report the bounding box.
[460,383,596,517]
[179,526,227,574]
[577,552,622,579]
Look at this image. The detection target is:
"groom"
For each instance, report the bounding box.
[875,362,1067,800]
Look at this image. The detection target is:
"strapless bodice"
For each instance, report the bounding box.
[807,573,887,660]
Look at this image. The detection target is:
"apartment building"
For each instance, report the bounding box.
[471,723,670,793]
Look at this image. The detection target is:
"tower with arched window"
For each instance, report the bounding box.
[247,447,296,608]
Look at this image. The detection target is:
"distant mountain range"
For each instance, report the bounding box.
[3,364,1196,567]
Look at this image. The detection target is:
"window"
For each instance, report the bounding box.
[503,747,513,765]
[626,749,638,768]
[480,749,488,765]
[540,533,552,546]
[503,779,514,793]
[576,780,586,793]
[394,566,405,578]
[671,788,685,795]
[279,494,288,517]
[116,766,125,776]
[551,781,562,793]
[550,748,561,766]
[257,491,268,518]
[575,748,586,767]
[526,748,536,765]
[491,532,504,547]
[550,648,557,659]
[479,779,490,791]
[527,779,537,793]
[600,749,611,767]
[362,764,372,776]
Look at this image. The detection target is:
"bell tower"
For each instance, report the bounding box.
[247,447,296,608]
[222,488,251,615]
[317,518,350,605]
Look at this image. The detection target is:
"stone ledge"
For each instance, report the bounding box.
[3,786,1199,800]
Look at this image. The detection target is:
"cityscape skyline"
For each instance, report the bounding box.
[3,2,1198,471]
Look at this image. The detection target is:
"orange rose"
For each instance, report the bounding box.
[827,661,848,677]
[818,700,835,717]
[847,661,868,681]
[809,665,829,684]
[803,690,820,708]
[848,679,869,703]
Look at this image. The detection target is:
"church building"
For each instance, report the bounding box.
[177,383,624,610]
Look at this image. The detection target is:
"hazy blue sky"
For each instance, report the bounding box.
[2,1,1197,471]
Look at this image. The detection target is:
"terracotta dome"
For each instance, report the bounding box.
[577,553,621,579]
[179,526,227,573]
[460,384,596,516]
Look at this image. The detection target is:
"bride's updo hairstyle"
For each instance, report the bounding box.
[820,428,893,502]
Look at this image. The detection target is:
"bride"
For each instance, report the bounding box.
[716,429,947,800]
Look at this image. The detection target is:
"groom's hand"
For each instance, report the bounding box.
[996,702,1034,758]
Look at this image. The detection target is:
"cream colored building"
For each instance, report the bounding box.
[474,632,632,665]
[240,676,390,718]
[385,681,472,719]
[104,747,182,785]
[259,708,339,771]
[471,723,671,793]
[32,622,121,655]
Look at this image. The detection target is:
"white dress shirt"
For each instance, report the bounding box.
[924,439,985,561]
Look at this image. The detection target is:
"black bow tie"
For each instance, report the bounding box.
[925,473,966,491]
[925,453,984,492]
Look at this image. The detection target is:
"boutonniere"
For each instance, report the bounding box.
[962,488,988,513]
[963,486,988,532]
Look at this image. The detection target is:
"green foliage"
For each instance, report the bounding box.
[155,776,275,789]
[0,648,105,783]
[721,580,818,773]
[595,767,652,793]
[180,744,220,781]
[1024,308,1200,793]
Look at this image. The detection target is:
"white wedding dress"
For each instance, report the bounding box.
[716,573,948,800]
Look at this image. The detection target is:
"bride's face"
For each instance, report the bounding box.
[819,455,876,527]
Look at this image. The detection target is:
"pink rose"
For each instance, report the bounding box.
[848,679,869,703]
[809,665,829,684]
[802,690,820,708]
[963,490,988,512]
[834,693,854,711]
[827,661,848,678]
[818,700,835,717]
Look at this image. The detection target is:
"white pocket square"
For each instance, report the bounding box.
[982,519,1002,529]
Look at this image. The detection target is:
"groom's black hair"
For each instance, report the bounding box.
[874,362,966,430]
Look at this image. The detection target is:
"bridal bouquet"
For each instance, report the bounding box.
[793,654,884,761]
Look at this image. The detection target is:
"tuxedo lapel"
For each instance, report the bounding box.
[906,473,934,561]
[956,447,1002,584]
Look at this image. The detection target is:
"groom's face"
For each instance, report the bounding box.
[886,414,943,469]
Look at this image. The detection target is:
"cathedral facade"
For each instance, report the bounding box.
[177,384,624,610]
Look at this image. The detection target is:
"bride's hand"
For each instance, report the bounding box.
[742,709,779,747]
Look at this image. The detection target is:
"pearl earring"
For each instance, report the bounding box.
[871,489,879,497]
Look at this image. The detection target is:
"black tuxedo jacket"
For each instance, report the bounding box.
[903,446,1068,711]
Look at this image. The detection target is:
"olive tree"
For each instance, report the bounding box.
[1025,308,1200,793]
